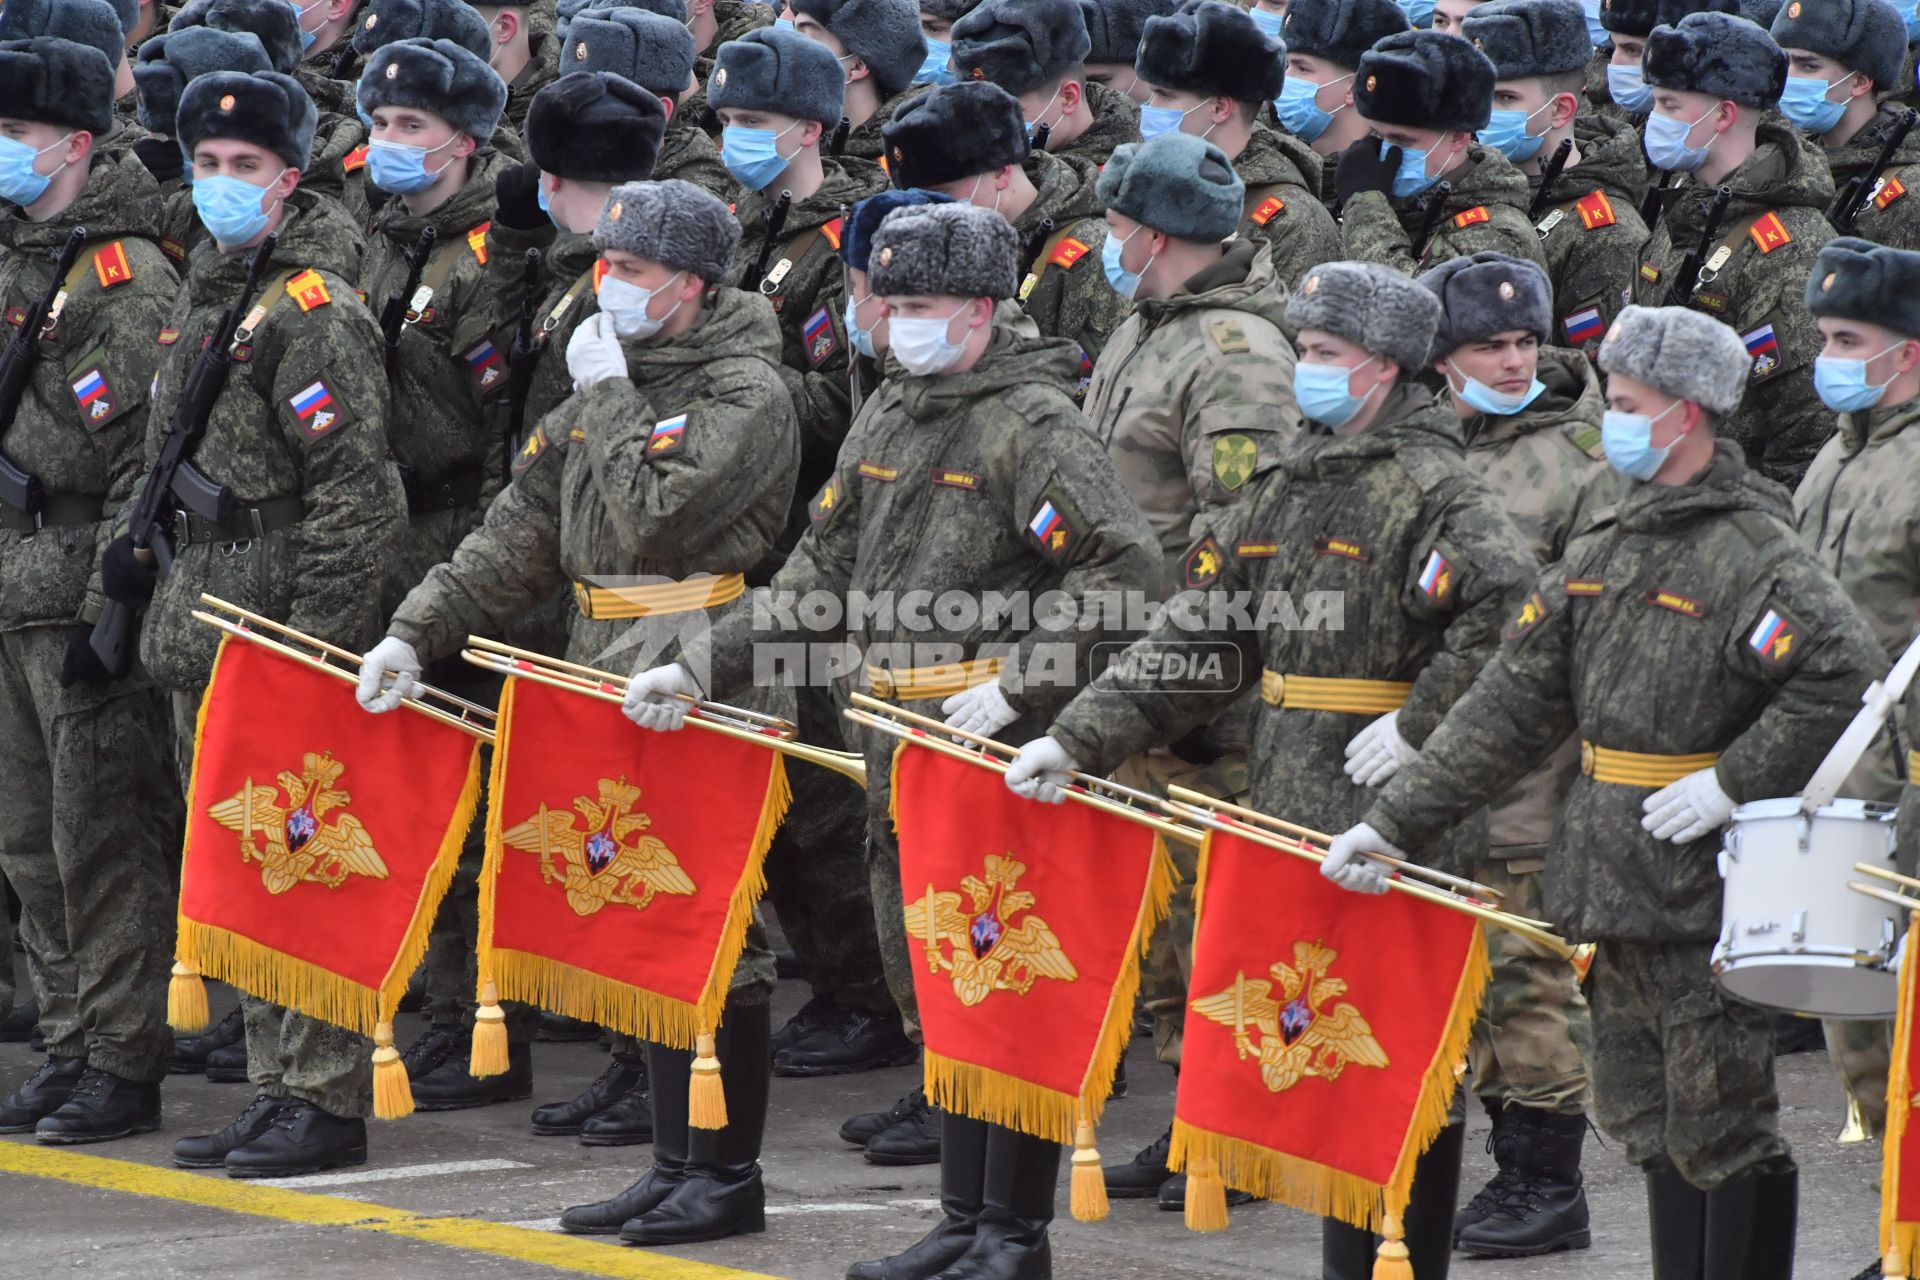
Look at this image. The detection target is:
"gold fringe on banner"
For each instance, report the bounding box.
[1882,918,1919,1277]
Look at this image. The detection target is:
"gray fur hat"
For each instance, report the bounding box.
[950,0,1092,95]
[563,9,695,98]
[1417,251,1553,356]
[1289,260,1441,371]
[1769,0,1904,89]
[882,79,1028,186]
[1079,0,1174,64]
[1136,0,1284,103]
[0,0,129,68]
[359,37,507,139]
[1353,29,1496,132]
[1096,133,1243,240]
[526,70,667,180]
[177,68,317,170]
[869,201,1021,299]
[352,0,494,60]
[1458,0,1590,79]
[1597,304,1749,414]
[0,36,117,135]
[134,26,272,136]
[1805,235,1920,338]
[1644,12,1786,107]
[792,0,928,97]
[1281,0,1409,70]
[1599,0,1737,39]
[168,0,303,72]
[594,179,741,283]
[709,26,846,127]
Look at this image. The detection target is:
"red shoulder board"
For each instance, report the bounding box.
[820,217,843,250]
[1748,211,1791,253]
[592,258,609,292]
[1049,237,1090,268]
[1250,195,1285,226]
[466,221,490,265]
[1875,176,1908,209]
[343,144,369,173]
[287,268,332,312]
[1452,205,1490,229]
[1574,190,1616,230]
[93,240,134,288]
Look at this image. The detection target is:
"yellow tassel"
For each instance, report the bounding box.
[1888,1244,1910,1279]
[470,980,509,1078]
[689,1030,727,1130]
[1184,1154,1230,1233]
[1070,1111,1109,1223]
[168,961,210,1033]
[1371,1214,1414,1280]
[371,1021,414,1120]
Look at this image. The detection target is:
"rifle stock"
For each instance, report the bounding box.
[742,190,793,291]
[1527,139,1574,221]
[1409,182,1454,261]
[1662,185,1733,309]
[381,225,439,381]
[0,227,90,516]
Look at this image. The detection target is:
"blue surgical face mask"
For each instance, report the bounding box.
[721,120,799,190]
[844,293,879,358]
[914,37,954,85]
[1446,360,1545,416]
[1607,62,1651,113]
[0,132,73,207]
[1779,72,1853,136]
[774,16,795,30]
[1293,356,1380,428]
[1385,136,1446,199]
[1643,102,1719,172]
[193,170,287,245]
[1101,226,1148,299]
[1581,0,1609,46]
[1140,98,1213,143]
[537,175,561,227]
[356,103,375,130]
[597,270,684,340]
[1397,0,1435,25]
[287,0,325,50]
[365,134,460,195]
[1275,73,1349,143]
[1814,340,1904,412]
[1601,399,1684,480]
[1477,101,1551,163]
[1249,5,1284,39]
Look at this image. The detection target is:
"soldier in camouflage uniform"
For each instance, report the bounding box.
[131,24,276,202]
[1271,0,1410,196]
[0,34,179,1146]
[1008,261,1535,1278]
[289,0,360,77]
[1465,0,1650,357]
[1628,13,1835,488]
[474,1,562,131]
[1132,1,1341,286]
[630,200,1156,1273]
[787,0,932,165]
[1336,30,1549,273]
[952,0,1142,170]
[1078,0,1164,105]
[0,0,141,140]
[682,0,775,133]
[106,70,404,1177]
[1329,304,1886,1280]
[361,177,793,1249]
[1415,252,1612,1258]
[1592,0,1736,125]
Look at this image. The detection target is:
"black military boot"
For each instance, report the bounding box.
[1102,1125,1170,1198]
[1703,1164,1796,1280]
[174,1094,288,1168]
[772,993,837,1055]
[930,1123,1062,1280]
[1646,1166,1708,1280]
[224,1098,368,1178]
[532,1052,646,1137]
[0,999,40,1042]
[204,1040,249,1084]
[1155,1171,1254,1212]
[841,1087,926,1147]
[399,1025,459,1080]
[1452,1098,1514,1243]
[867,1089,943,1166]
[0,1055,86,1132]
[1319,1124,1464,1280]
[774,1004,917,1077]
[560,1042,690,1234]
[536,1012,602,1043]
[1455,1108,1591,1257]
[34,1067,162,1144]
[169,1006,244,1074]
[579,1063,653,1146]
[620,1000,773,1246]
[411,1041,533,1111]
[846,1113,990,1280]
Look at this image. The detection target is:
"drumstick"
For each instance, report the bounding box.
[1855,862,1920,895]
[1848,880,1920,915]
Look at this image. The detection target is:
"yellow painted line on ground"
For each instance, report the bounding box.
[0,1140,783,1280]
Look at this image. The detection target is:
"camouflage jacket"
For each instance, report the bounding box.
[134,193,404,693]
[1012,151,1131,390]
[1082,240,1300,589]
[1366,441,1884,941]
[843,84,932,165]
[0,151,179,632]
[388,285,798,671]
[1532,114,1651,357]
[480,221,599,460]
[359,149,511,615]
[1231,126,1340,290]
[1339,144,1548,274]
[1049,384,1537,875]
[1629,120,1836,488]
[1049,81,1139,171]
[503,33,562,134]
[658,123,741,207]
[685,0,777,137]
[295,61,357,119]
[1827,103,1920,251]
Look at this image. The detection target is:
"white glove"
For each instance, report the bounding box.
[1004,737,1078,805]
[1895,929,1910,978]
[356,636,422,714]
[566,312,628,391]
[1641,766,1737,844]
[622,662,702,732]
[1343,710,1417,787]
[1320,822,1402,895]
[941,681,1017,738]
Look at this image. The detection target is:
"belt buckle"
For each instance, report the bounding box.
[172,507,192,549]
[1579,741,1596,778]
[573,582,594,619]
[870,669,895,699]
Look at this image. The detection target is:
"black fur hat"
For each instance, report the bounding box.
[563,9,695,99]
[0,0,129,69]
[352,0,493,60]
[881,79,1029,188]
[168,0,304,73]
[1353,29,1496,132]
[133,26,273,136]
[1805,235,1920,338]
[1643,11,1785,107]
[525,69,666,181]
[359,37,507,139]
[1135,0,1284,103]
[0,36,117,136]
[1769,0,1904,91]
[1600,0,1738,40]
[1458,0,1592,79]
[177,68,318,170]
[950,0,1093,95]
[1281,0,1410,70]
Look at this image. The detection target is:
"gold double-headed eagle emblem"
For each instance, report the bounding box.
[501,777,695,917]
[1192,941,1389,1093]
[905,854,1077,1006]
[207,752,390,894]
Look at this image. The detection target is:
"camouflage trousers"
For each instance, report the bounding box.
[172,688,371,1118]
[1468,858,1594,1115]
[1823,1016,1890,1138]
[1109,748,1252,1067]
[1589,938,1793,1189]
[0,626,176,1081]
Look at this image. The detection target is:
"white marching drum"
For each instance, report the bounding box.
[1712,797,1902,1017]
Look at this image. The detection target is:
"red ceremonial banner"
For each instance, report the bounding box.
[889,740,1174,1145]
[1881,917,1920,1275]
[1171,826,1489,1231]
[176,635,481,1036]
[478,675,789,1050]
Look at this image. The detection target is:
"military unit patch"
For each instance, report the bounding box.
[1563,305,1603,347]
[1416,549,1452,601]
[288,378,346,438]
[70,367,115,426]
[1028,499,1072,559]
[1747,606,1800,665]
[462,337,506,396]
[1504,590,1548,641]
[648,414,688,457]
[1184,535,1224,588]
[512,426,548,476]
[810,479,838,521]
[1212,433,1257,491]
[803,306,838,368]
[1742,322,1780,380]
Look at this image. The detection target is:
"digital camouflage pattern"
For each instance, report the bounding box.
[1826,102,1920,253]
[1229,125,1340,289]
[1628,119,1837,488]
[842,83,933,166]
[1532,114,1650,356]
[1048,79,1140,171]
[657,122,742,207]
[1468,858,1593,1113]
[502,31,563,134]
[1339,144,1548,275]
[1010,151,1130,389]
[684,0,778,136]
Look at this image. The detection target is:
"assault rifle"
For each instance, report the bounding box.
[0,228,88,518]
